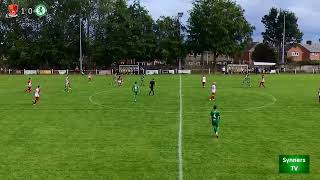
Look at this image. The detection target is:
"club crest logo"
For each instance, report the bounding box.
[8,4,18,17]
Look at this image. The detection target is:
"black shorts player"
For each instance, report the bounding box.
[318,88,320,103]
[149,79,155,96]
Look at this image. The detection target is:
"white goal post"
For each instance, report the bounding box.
[227,64,249,73]
[119,65,143,74]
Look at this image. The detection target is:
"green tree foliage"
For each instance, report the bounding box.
[127,0,156,61]
[0,0,86,69]
[252,43,277,63]
[187,0,254,72]
[154,16,186,65]
[0,0,251,69]
[92,0,156,66]
[261,8,303,63]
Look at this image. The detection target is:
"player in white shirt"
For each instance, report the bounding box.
[88,72,92,82]
[202,75,207,88]
[33,85,41,105]
[117,75,123,87]
[259,75,265,88]
[210,82,217,101]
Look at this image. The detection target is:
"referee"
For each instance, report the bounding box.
[149,79,155,96]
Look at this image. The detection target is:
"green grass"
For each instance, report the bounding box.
[0,74,319,179]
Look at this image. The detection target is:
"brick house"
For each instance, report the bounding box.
[233,42,259,64]
[185,52,233,66]
[287,42,320,62]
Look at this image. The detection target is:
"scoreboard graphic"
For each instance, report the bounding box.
[0,0,47,18]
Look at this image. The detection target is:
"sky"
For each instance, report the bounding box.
[128,0,320,43]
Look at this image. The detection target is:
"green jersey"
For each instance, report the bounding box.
[244,74,250,80]
[132,84,139,93]
[210,110,220,125]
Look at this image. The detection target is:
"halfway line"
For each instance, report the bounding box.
[178,74,183,180]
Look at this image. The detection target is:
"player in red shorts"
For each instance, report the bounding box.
[33,85,41,105]
[259,75,265,88]
[210,82,217,101]
[25,78,32,93]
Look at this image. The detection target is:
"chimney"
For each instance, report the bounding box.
[306,40,312,45]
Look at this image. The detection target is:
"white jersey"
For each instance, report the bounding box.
[211,85,216,93]
[261,78,265,83]
[28,81,32,87]
[202,76,206,83]
[318,91,320,96]
[35,88,40,97]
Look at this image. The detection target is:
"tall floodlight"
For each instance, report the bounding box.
[177,12,183,70]
[79,17,83,73]
[282,11,286,64]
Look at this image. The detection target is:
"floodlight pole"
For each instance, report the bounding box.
[282,11,286,65]
[177,12,183,71]
[79,17,83,74]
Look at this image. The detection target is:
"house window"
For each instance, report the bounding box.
[189,53,194,57]
[291,52,299,57]
[196,53,201,57]
[196,62,200,65]
[188,62,193,65]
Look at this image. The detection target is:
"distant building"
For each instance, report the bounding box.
[185,52,233,66]
[234,42,259,64]
[287,42,320,61]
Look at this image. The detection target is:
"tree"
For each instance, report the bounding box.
[187,0,254,72]
[100,0,131,65]
[252,43,277,63]
[261,8,303,63]
[0,0,88,69]
[154,16,186,64]
[127,0,156,61]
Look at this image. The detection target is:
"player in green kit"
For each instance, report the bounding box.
[111,74,117,86]
[210,105,221,138]
[132,81,140,102]
[140,74,145,86]
[242,73,251,87]
[64,76,71,92]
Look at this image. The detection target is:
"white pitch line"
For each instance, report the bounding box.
[88,89,277,115]
[178,74,183,180]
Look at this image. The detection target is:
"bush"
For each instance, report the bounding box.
[296,60,320,65]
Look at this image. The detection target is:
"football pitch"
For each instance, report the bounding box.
[0,74,319,179]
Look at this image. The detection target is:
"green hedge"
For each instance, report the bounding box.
[288,60,320,65]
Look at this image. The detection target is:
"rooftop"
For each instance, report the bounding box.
[300,43,320,53]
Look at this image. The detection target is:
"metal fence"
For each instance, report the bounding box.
[0,69,113,75]
[1,65,320,75]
